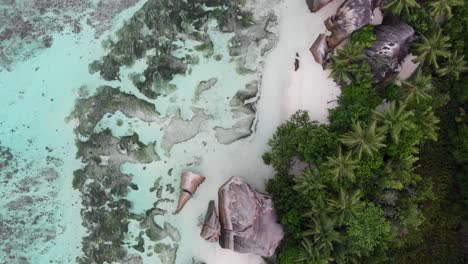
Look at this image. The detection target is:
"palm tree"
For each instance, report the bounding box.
[326,148,358,183]
[373,101,415,143]
[417,107,440,142]
[437,51,468,81]
[383,155,420,188]
[429,0,464,18]
[384,0,420,15]
[294,168,326,196]
[303,195,331,219]
[413,28,451,69]
[302,214,342,253]
[298,239,335,264]
[328,56,352,84]
[327,189,363,224]
[328,42,369,84]
[400,69,433,103]
[340,121,387,158]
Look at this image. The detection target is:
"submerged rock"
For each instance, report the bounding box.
[218,177,284,257]
[200,200,221,242]
[154,243,178,264]
[77,129,159,166]
[68,86,161,137]
[365,22,416,83]
[161,108,210,154]
[123,255,144,264]
[193,78,218,102]
[0,0,139,70]
[215,105,256,144]
[229,81,259,107]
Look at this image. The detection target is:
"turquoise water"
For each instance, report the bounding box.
[0,0,282,263]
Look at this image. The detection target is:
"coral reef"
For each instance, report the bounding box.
[68,86,161,137]
[0,0,139,70]
[89,0,256,98]
[72,128,159,263]
[0,143,63,263]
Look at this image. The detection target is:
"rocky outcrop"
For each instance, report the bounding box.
[200,200,221,242]
[325,0,374,49]
[214,105,256,144]
[214,80,259,145]
[161,108,210,154]
[306,0,334,12]
[217,177,284,257]
[365,22,416,83]
[68,86,162,137]
[310,34,329,65]
[310,0,381,64]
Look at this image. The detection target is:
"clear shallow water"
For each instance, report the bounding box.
[0,0,280,263]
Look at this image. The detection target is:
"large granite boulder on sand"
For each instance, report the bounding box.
[365,22,416,83]
[217,176,284,257]
[310,0,382,64]
[200,200,221,242]
[324,0,375,49]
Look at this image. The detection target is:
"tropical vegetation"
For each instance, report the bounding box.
[267,2,468,263]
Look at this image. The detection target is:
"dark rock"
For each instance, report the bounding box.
[310,0,381,65]
[365,22,416,83]
[310,33,329,64]
[218,177,284,257]
[306,0,334,12]
[200,200,221,242]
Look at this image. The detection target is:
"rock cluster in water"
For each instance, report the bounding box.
[68,0,280,263]
[200,176,284,257]
[0,143,64,262]
[89,0,258,98]
[0,0,140,70]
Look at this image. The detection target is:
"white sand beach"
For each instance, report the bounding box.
[173,1,342,263]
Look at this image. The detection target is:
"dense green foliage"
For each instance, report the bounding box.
[346,203,393,252]
[266,4,468,262]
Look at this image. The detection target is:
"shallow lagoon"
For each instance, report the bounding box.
[0,0,340,263]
